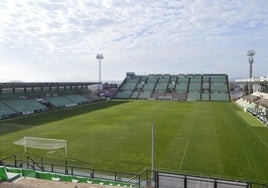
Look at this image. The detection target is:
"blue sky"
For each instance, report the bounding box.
[0,0,267,82]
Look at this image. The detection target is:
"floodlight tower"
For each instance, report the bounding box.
[247,50,255,94]
[96,53,104,83]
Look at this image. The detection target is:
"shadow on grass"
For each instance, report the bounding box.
[0,100,131,135]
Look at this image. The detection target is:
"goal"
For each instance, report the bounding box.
[14,137,67,157]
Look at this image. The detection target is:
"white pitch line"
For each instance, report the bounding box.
[235,111,268,148]
[248,126,268,148]
[179,139,190,171]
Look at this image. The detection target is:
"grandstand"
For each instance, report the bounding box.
[0,82,100,119]
[115,72,230,101]
[235,91,268,123]
[0,103,17,118]
[4,99,48,115]
[0,73,231,119]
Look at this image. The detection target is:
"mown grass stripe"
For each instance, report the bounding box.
[179,139,190,171]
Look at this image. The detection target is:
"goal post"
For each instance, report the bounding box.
[14,137,67,157]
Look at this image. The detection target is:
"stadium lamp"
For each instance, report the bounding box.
[96,54,104,83]
[247,50,255,57]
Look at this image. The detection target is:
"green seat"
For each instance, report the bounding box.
[76,176,88,183]
[22,169,36,178]
[0,167,8,181]
[6,167,22,174]
[0,166,20,182]
[59,174,73,182]
[37,171,51,180]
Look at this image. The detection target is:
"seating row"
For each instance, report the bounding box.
[0,90,78,101]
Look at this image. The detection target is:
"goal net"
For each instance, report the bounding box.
[14,137,67,157]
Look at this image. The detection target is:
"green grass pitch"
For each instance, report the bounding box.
[1,100,268,183]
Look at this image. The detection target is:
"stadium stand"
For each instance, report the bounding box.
[158,74,171,83]
[211,93,229,101]
[121,83,137,90]
[65,95,90,104]
[155,83,168,91]
[211,83,228,92]
[178,75,189,83]
[4,99,48,115]
[236,98,255,110]
[0,103,17,119]
[170,75,178,83]
[142,83,156,91]
[210,75,227,83]
[188,83,201,91]
[203,75,210,82]
[202,83,210,91]
[130,91,139,99]
[138,91,152,99]
[0,82,101,119]
[45,96,77,108]
[0,93,30,101]
[115,73,230,102]
[167,82,176,92]
[115,91,132,99]
[175,83,188,91]
[235,91,268,123]
[190,75,201,83]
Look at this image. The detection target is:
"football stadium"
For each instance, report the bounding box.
[1,1,268,188]
[0,72,268,188]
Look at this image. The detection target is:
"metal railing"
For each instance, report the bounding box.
[1,153,268,188]
[2,154,142,187]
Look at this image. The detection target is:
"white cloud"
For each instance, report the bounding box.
[0,0,267,82]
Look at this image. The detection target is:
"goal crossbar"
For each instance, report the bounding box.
[14,137,67,157]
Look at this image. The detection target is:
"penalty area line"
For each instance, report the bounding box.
[179,139,190,171]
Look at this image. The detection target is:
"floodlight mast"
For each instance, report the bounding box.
[96,54,104,83]
[247,50,255,94]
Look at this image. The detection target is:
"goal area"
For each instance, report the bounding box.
[14,137,67,157]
